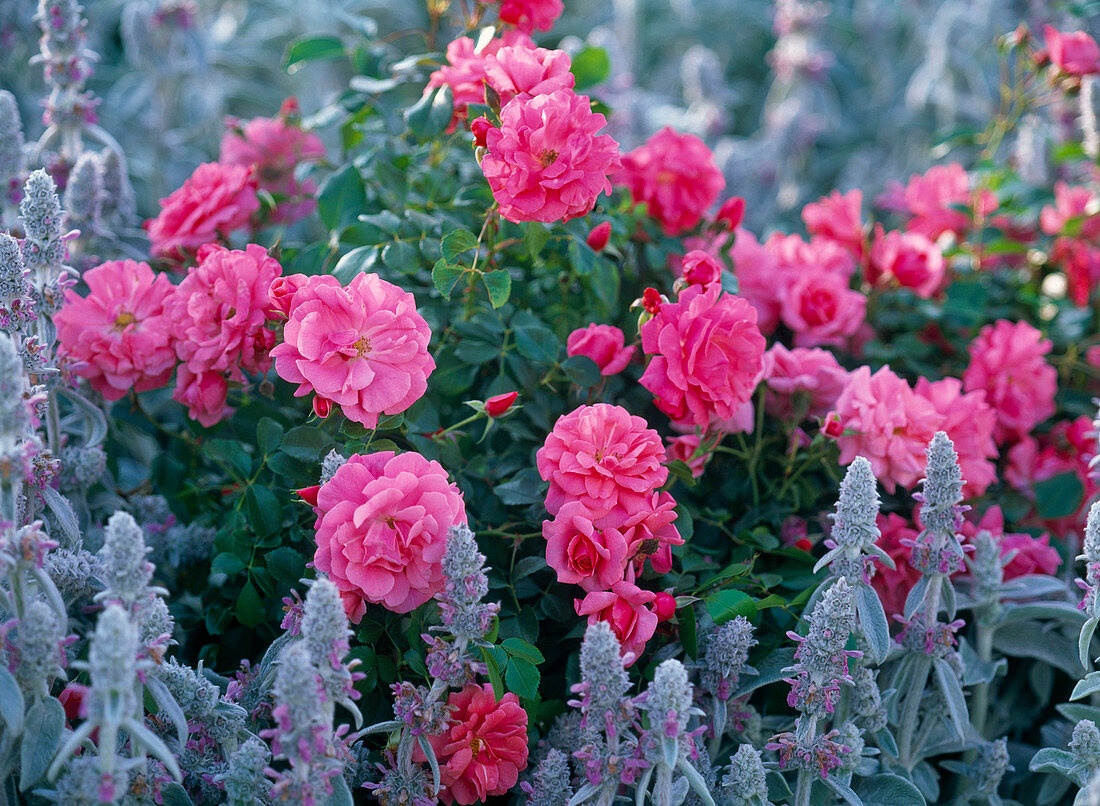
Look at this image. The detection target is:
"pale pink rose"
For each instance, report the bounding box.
[678,249,722,286]
[483,45,574,106]
[914,377,997,498]
[536,403,667,519]
[762,344,848,421]
[496,0,563,33]
[543,501,630,591]
[834,365,942,493]
[666,433,708,478]
[172,366,230,428]
[312,451,466,619]
[727,227,788,334]
[167,243,282,426]
[618,490,683,576]
[962,319,1056,443]
[764,232,857,280]
[898,163,997,241]
[55,260,177,401]
[959,506,1061,580]
[779,271,866,349]
[1050,236,1100,306]
[802,189,865,257]
[1044,26,1100,76]
[616,126,725,235]
[481,90,621,224]
[871,513,922,619]
[1040,182,1100,238]
[220,104,326,224]
[145,162,259,263]
[574,579,659,662]
[270,272,435,428]
[639,283,766,428]
[566,323,635,375]
[417,684,528,805]
[869,227,945,298]
[426,32,534,129]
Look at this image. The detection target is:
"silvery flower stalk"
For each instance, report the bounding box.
[522,748,575,805]
[32,0,98,167]
[767,577,858,806]
[719,744,773,806]
[0,91,26,230]
[62,150,103,260]
[301,576,363,727]
[222,736,272,806]
[1079,503,1100,668]
[697,615,757,758]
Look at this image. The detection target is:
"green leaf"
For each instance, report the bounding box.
[257,417,285,455]
[0,668,24,735]
[265,546,307,584]
[1035,471,1085,519]
[211,552,246,576]
[525,223,549,257]
[382,240,420,274]
[561,354,602,387]
[405,84,453,140]
[495,469,545,505]
[481,269,511,309]
[512,311,561,364]
[1073,670,1100,701]
[1029,747,1077,776]
[19,697,64,791]
[333,245,381,282]
[570,45,611,90]
[159,783,196,806]
[706,589,757,624]
[501,637,544,664]
[851,773,927,806]
[246,486,283,536]
[823,776,863,806]
[933,656,968,741]
[679,605,698,660]
[505,658,541,699]
[280,425,334,462]
[441,228,479,262]
[318,775,355,806]
[432,260,466,300]
[318,164,366,232]
[480,646,505,701]
[856,582,891,665]
[284,35,345,72]
[236,580,265,627]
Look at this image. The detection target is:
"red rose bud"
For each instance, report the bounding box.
[716,196,746,230]
[278,96,301,119]
[297,485,320,507]
[59,683,88,722]
[821,411,843,439]
[312,396,332,419]
[485,391,519,417]
[643,287,663,314]
[654,591,677,622]
[795,538,813,552]
[586,221,612,252]
[471,116,493,148]
[680,250,722,286]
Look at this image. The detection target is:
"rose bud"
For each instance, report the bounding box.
[716,196,746,230]
[654,591,677,622]
[485,391,519,417]
[586,221,612,252]
[471,116,493,148]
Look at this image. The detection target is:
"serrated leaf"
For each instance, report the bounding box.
[501,637,544,664]
[441,229,479,262]
[280,425,334,462]
[512,310,561,364]
[856,582,891,665]
[19,697,64,791]
[706,589,756,624]
[246,486,283,537]
[505,658,540,699]
[480,646,505,701]
[265,546,307,583]
[525,223,549,257]
[257,417,284,455]
[481,269,511,308]
[211,552,246,576]
[561,354,602,387]
[432,259,466,300]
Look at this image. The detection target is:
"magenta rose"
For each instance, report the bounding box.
[566,323,635,376]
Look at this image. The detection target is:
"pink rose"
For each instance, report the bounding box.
[779,270,866,349]
[586,221,612,251]
[270,272,435,428]
[869,227,945,298]
[616,126,725,235]
[426,32,535,129]
[962,319,1056,443]
[959,506,1061,580]
[172,367,229,429]
[716,196,746,230]
[727,228,787,334]
[762,344,848,421]
[678,249,722,286]
[418,684,529,805]
[896,163,997,241]
[1040,182,1100,239]
[145,162,259,263]
[617,490,683,576]
[496,0,564,34]
[536,403,667,519]
[764,232,857,280]
[666,433,708,478]
[574,580,659,663]
[870,513,922,619]
[54,260,177,401]
[639,283,766,428]
[543,501,630,591]
[312,451,466,619]
[483,45,574,106]
[801,189,864,257]
[1050,237,1100,307]
[914,377,997,498]
[268,272,309,318]
[481,90,621,223]
[566,323,635,376]
[1044,26,1100,76]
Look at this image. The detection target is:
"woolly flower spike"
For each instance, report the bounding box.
[301,577,362,713]
[95,510,157,612]
[721,744,772,806]
[87,603,139,723]
[920,432,964,532]
[815,456,891,583]
[849,665,887,732]
[437,524,498,641]
[783,578,859,719]
[319,448,347,484]
[19,169,69,277]
[63,151,103,233]
[223,737,272,806]
[98,148,135,226]
[574,619,631,722]
[1071,720,1100,774]
[9,598,69,699]
[1081,508,1100,665]
[0,233,33,332]
[974,738,1010,795]
[701,615,757,701]
[644,659,695,739]
[521,748,573,806]
[0,91,26,210]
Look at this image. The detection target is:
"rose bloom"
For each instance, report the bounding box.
[727,228,787,334]
[616,126,725,235]
[764,232,857,280]
[145,162,259,263]
[574,579,659,662]
[617,489,683,576]
[566,323,635,375]
[779,270,866,349]
[1050,237,1100,307]
[536,403,667,518]
[481,89,621,224]
[1040,182,1100,239]
[419,684,529,805]
[868,227,945,298]
[483,45,574,106]
[802,189,865,257]
[639,283,766,428]
[914,377,997,498]
[312,451,466,619]
[426,31,534,128]
[219,102,326,224]
[962,319,1057,443]
[870,513,922,619]
[495,0,563,33]
[1044,26,1100,75]
[167,244,282,426]
[896,163,997,241]
[55,260,177,401]
[834,365,942,493]
[959,506,1061,580]
[678,250,722,286]
[543,501,630,591]
[762,344,848,421]
[270,272,435,427]
[666,433,708,478]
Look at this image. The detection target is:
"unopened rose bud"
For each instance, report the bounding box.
[471,116,493,148]
[586,221,612,252]
[654,591,677,622]
[643,287,662,314]
[822,411,843,438]
[485,391,519,417]
[296,485,320,506]
[312,396,332,419]
[795,538,813,552]
[716,197,746,230]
